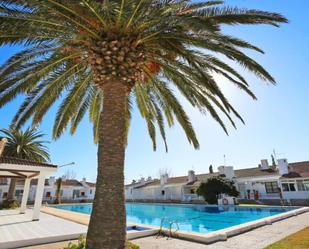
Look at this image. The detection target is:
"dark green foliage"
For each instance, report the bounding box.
[196,176,239,204]
[0,127,50,201]
[209,164,214,174]
[0,199,20,209]
[0,128,50,162]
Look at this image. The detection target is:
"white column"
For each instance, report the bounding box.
[20,178,31,214]
[32,175,45,221]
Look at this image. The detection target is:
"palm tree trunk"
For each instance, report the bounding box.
[7,178,17,201]
[86,81,128,249]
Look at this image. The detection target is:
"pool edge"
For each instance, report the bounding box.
[42,205,309,244]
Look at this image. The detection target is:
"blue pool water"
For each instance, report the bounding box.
[54,203,295,234]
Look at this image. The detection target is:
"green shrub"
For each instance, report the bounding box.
[63,236,140,249]
[1,199,20,209]
[196,176,239,204]
[63,236,86,249]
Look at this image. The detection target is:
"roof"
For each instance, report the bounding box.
[189,173,220,187]
[140,176,188,188]
[127,160,309,189]
[134,180,160,189]
[61,179,83,187]
[134,174,219,188]
[0,157,57,168]
[234,166,278,178]
[281,161,309,179]
[86,181,96,187]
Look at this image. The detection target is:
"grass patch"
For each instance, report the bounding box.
[265,227,309,249]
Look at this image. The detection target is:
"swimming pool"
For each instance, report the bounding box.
[54,203,295,234]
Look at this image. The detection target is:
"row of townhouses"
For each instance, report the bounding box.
[0,176,96,204]
[125,158,309,206]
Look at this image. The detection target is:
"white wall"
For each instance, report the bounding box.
[0,181,96,203]
[283,191,309,200]
[126,184,185,201]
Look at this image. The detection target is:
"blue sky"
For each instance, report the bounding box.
[0,0,308,183]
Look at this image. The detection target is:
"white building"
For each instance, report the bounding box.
[0,176,96,204]
[125,159,309,206]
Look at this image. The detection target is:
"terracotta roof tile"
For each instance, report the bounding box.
[61,179,83,186]
[0,157,57,168]
[234,166,278,178]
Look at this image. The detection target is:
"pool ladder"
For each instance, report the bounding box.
[157,218,180,239]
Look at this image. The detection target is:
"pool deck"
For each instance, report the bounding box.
[133,210,309,249]
[20,210,309,249]
[0,209,87,249]
[2,205,309,249]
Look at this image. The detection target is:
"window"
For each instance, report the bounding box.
[161,190,165,195]
[90,189,93,194]
[265,182,279,193]
[46,192,51,198]
[297,180,309,191]
[81,192,85,197]
[282,182,296,192]
[15,189,23,197]
[73,189,80,198]
[190,189,195,194]
[3,192,7,198]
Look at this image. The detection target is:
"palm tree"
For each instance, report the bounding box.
[0,128,50,201]
[0,1,287,248]
[55,177,62,204]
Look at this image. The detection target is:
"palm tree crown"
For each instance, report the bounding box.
[0,0,287,150]
[0,128,50,162]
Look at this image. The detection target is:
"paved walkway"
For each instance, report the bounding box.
[133,211,309,249]
[19,211,309,249]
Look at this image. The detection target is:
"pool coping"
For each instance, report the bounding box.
[41,206,160,240]
[41,205,309,244]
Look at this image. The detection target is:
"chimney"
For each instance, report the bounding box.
[0,138,7,157]
[218,166,235,180]
[260,159,269,170]
[278,159,289,175]
[160,173,168,185]
[187,170,196,183]
[48,176,56,186]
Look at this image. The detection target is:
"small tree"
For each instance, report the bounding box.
[54,177,62,204]
[209,165,214,174]
[196,176,239,204]
[0,128,50,205]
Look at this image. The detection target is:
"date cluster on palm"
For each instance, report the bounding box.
[88,37,146,88]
